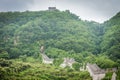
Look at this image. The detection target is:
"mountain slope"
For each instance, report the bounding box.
[101,12,120,63]
[0,10,100,59]
[0,10,120,80]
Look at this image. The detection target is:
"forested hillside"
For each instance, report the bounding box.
[101,12,120,64]
[0,10,101,59]
[0,10,120,79]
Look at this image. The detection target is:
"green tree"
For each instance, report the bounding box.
[72,62,81,71]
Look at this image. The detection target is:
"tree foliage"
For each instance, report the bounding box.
[0,10,120,80]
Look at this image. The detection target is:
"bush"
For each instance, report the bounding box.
[116,68,120,80]
[9,48,21,59]
[0,59,12,67]
[33,52,39,59]
[53,58,63,66]
[72,62,81,71]
[102,72,113,80]
[19,55,27,62]
[0,51,9,59]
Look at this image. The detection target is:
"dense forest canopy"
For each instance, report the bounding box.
[0,10,120,79]
[0,10,100,55]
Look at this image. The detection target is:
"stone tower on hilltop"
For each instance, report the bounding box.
[48,7,57,11]
[48,0,57,11]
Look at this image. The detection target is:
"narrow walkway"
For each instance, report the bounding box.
[111,72,117,80]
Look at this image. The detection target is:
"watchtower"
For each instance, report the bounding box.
[48,0,57,11]
[48,7,56,11]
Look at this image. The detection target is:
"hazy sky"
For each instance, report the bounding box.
[0,0,120,23]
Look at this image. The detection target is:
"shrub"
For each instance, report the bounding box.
[0,51,9,59]
[72,62,81,71]
[19,55,27,62]
[0,59,12,67]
